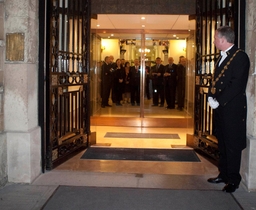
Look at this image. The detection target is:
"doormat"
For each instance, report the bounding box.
[43,186,241,210]
[104,132,180,139]
[80,147,200,162]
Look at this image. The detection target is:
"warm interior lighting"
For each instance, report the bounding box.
[139,48,150,53]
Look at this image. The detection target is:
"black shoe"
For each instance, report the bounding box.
[101,105,105,108]
[137,103,140,106]
[207,177,227,184]
[222,183,239,193]
[159,104,164,107]
[151,104,158,106]
[116,103,122,106]
[106,104,112,107]
[131,103,135,106]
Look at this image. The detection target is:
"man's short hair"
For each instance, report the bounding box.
[217,26,235,44]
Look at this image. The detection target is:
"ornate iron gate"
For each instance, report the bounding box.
[46,0,91,169]
[194,0,245,160]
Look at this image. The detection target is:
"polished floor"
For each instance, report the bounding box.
[54,125,218,178]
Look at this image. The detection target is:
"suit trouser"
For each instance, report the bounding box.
[102,81,111,106]
[152,84,164,105]
[165,84,176,108]
[215,110,242,185]
[130,85,140,104]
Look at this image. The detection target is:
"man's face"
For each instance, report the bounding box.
[214,31,224,50]
[180,58,186,66]
[168,58,174,64]
[134,59,139,66]
[106,57,111,64]
[109,56,114,62]
[156,58,161,64]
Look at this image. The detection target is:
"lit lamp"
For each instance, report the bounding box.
[120,46,126,54]
[101,46,105,52]
[162,49,168,55]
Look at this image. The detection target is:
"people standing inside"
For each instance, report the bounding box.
[123,61,131,104]
[101,56,114,108]
[207,26,250,193]
[129,59,141,106]
[164,57,177,109]
[109,55,117,103]
[145,61,151,100]
[113,59,125,106]
[121,58,126,68]
[176,57,186,111]
[150,57,165,107]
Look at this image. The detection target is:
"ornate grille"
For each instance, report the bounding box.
[46,0,90,169]
[194,0,244,160]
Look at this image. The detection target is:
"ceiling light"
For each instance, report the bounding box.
[111,34,114,36]
[173,35,176,37]
[97,24,100,27]
[142,25,145,27]
[141,17,145,20]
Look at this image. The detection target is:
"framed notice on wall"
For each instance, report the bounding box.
[6,33,25,61]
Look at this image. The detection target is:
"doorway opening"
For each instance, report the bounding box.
[89,14,196,129]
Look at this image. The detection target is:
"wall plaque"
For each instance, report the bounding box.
[6,33,25,61]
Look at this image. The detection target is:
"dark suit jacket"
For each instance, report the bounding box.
[150,64,165,86]
[208,45,250,150]
[129,66,140,86]
[164,63,177,86]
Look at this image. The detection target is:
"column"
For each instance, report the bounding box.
[4,0,41,183]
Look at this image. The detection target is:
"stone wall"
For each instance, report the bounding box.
[91,0,195,15]
[0,0,7,187]
[4,0,41,183]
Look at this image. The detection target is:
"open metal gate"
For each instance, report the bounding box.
[45,0,91,169]
[193,0,245,160]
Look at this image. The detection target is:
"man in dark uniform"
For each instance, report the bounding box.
[129,59,140,106]
[207,26,250,193]
[150,57,165,107]
[164,57,177,109]
[101,56,114,108]
[176,57,186,110]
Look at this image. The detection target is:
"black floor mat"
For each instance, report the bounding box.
[80,147,200,162]
[104,132,180,139]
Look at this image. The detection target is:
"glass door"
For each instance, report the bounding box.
[89,17,196,123]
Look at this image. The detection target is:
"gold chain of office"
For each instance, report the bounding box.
[211,49,241,94]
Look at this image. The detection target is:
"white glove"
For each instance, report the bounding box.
[208,97,219,109]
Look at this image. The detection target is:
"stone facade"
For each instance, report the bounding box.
[0,0,7,187]
[0,0,41,186]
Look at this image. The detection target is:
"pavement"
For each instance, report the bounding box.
[0,170,256,210]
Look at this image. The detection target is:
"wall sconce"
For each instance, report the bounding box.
[162,49,168,55]
[101,46,105,52]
